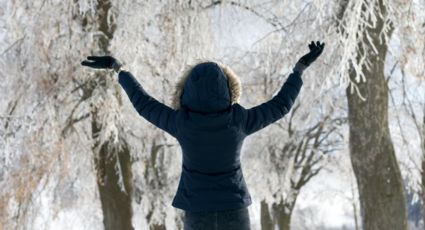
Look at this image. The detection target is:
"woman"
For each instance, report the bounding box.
[81,41,325,230]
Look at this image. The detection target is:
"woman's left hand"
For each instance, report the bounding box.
[81,55,122,72]
[298,41,325,66]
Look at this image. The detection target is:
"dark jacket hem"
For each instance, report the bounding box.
[171,198,252,212]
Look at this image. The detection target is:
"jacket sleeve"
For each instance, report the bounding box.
[239,70,303,135]
[118,71,178,137]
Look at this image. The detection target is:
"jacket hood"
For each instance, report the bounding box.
[172,61,241,113]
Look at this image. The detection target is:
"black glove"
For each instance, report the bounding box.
[293,41,325,74]
[298,41,325,66]
[81,56,122,72]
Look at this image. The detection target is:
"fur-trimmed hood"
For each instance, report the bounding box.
[172,61,242,113]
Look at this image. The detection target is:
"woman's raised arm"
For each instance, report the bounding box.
[81,56,178,137]
[117,71,178,137]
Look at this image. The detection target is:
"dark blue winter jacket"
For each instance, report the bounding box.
[118,62,303,212]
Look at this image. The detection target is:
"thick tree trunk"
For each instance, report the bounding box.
[86,0,134,229]
[92,131,134,230]
[346,1,407,229]
[91,107,133,230]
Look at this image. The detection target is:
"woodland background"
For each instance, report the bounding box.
[1,0,425,229]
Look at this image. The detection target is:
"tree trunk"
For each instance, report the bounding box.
[422,111,425,229]
[261,200,273,230]
[351,189,360,230]
[92,132,134,230]
[87,0,134,229]
[346,1,407,229]
[261,199,295,230]
[272,200,292,230]
[150,224,166,230]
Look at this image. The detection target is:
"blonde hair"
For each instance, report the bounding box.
[171,61,242,110]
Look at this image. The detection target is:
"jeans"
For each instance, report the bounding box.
[184,207,251,230]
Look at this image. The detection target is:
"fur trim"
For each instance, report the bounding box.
[171,61,242,110]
